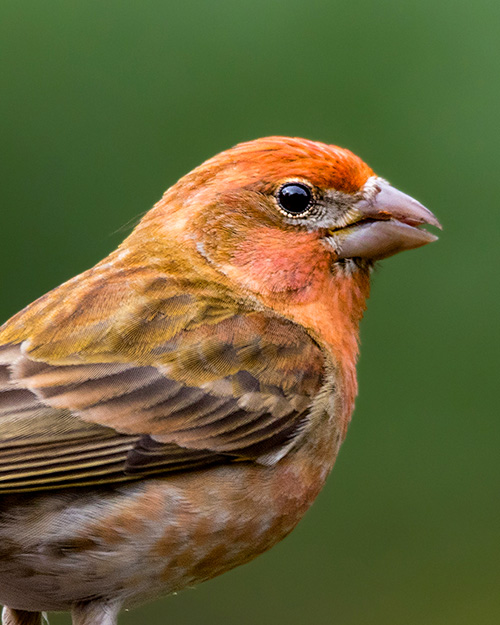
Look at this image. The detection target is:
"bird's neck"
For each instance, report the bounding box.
[118,223,371,433]
[259,265,371,436]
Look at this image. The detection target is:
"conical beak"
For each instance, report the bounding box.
[331,179,441,260]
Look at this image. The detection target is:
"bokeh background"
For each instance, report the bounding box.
[1,1,499,623]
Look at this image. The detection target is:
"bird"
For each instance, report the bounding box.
[0,136,440,625]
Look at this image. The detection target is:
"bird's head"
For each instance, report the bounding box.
[127,136,440,306]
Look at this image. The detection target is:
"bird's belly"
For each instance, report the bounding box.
[0,431,340,613]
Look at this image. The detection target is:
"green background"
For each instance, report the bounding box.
[1,1,498,623]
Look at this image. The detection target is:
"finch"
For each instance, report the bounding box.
[0,137,440,625]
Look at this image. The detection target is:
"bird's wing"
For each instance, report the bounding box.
[0,270,325,492]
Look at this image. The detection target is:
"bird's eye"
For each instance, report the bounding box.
[277,183,313,216]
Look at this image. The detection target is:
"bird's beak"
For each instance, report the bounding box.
[328,179,442,261]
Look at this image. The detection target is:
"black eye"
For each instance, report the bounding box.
[277,183,313,216]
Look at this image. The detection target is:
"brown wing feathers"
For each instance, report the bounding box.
[0,280,325,492]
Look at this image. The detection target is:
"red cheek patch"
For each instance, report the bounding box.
[232,227,330,298]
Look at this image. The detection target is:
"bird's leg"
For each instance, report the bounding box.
[71,601,121,625]
[1,608,43,625]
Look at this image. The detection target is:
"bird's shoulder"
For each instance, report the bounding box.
[0,263,329,492]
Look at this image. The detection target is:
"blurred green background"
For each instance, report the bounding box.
[1,1,498,623]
